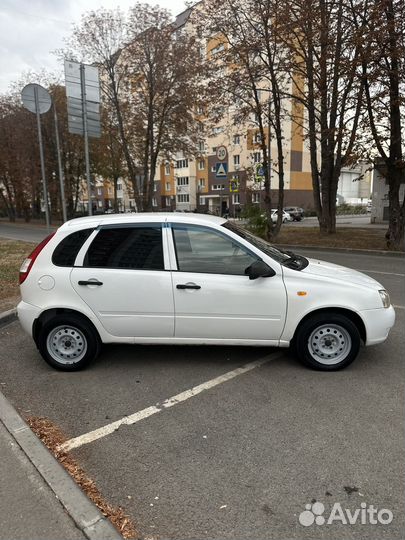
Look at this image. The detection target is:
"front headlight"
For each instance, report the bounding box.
[379,289,390,308]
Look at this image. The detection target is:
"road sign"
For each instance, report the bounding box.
[229,178,239,193]
[64,60,101,138]
[255,162,265,182]
[65,60,101,216]
[215,162,228,178]
[216,145,227,161]
[21,84,52,114]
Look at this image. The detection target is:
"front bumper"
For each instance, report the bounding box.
[361,305,396,346]
[17,301,41,338]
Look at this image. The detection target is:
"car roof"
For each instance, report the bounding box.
[59,212,226,231]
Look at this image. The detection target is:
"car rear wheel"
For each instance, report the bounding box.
[38,314,101,371]
[294,312,361,370]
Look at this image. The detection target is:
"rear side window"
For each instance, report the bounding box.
[85,226,164,270]
[52,228,94,267]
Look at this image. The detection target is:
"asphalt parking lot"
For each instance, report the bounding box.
[0,249,404,540]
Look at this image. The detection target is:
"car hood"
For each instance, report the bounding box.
[302,258,382,289]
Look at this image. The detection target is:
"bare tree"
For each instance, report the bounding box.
[280,0,367,233]
[61,4,206,212]
[196,0,290,239]
[352,0,405,249]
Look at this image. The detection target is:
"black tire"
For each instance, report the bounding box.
[37,314,101,371]
[293,312,361,371]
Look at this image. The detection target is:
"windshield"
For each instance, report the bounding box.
[222,220,309,270]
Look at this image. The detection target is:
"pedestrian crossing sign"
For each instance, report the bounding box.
[215,162,228,178]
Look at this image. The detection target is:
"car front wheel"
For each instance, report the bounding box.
[294,312,361,370]
[37,314,101,371]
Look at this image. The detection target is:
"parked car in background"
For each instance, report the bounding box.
[17,213,395,372]
[284,206,305,221]
[271,209,292,223]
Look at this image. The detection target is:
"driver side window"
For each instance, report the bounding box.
[172,225,257,275]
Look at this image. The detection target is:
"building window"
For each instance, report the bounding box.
[253,152,262,164]
[254,133,262,144]
[152,197,158,207]
[213,126,224,135]
[117,183,123,192]
[232,193,240,204]
[198,160,205,170]
[198,178,205,188]
[198,140,205,153]
[211,43,225,55]
[177,177,189,186]
[233,135,240,145]
[154,182,158,192]
[211,165,216,172]
[165,196,172,206]
[176,159,189,169]
[166,182,171,191]
[233,155,240,166]
[177,194,190,203]
[212,184,225,190]
[97,188,102,196]
[212,147,217,153]
[165,163,171,175]
[252,192,260,203]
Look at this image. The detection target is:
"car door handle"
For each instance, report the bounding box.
[176,283,201,290]
[78,280,103,286]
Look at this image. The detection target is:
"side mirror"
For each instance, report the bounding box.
[245,260,276,280]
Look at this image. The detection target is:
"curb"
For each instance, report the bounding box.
[0,308,17,328]
[274,244,405,257]
[0,391,122,540]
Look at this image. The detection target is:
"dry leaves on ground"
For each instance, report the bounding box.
[26,415,139,539]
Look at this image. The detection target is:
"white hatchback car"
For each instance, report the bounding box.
[18,213,395,371]
[271,210,292,223]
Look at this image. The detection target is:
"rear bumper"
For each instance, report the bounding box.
[17,301,41,338]
[361,305,396,346]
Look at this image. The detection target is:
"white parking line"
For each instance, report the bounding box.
[58,352,283,453]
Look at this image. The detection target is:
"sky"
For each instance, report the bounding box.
[0,0,188,93]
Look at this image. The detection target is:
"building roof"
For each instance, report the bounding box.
[173,1,203,30]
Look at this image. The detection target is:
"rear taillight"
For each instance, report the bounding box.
[19,232,56,285]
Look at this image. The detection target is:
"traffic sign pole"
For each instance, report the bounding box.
[34,85,50,230]
[80,64,92,216]
[53,104,67,222]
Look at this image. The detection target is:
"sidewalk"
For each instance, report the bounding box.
[0,419,85,540]
[0,391,121,540]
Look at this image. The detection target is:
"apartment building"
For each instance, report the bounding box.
[152,4,315,215]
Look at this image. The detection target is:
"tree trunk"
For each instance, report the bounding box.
[386,166,405,250]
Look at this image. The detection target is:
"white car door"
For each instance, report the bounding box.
[169,223,287,341]
[70,224,174,338]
